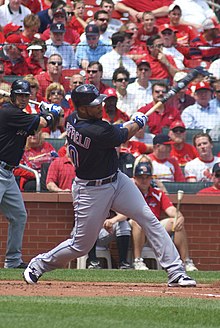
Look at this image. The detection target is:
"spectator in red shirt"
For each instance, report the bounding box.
[144,34,178,81]
[168,120,198,167]
[115,0,172,25]
[138,82,181,134]
[23,74,43,114]
[130,161,197,271]
[35,53,69,98]
[65,72,85,112]
[148,134,185,182]
[42,8,80,47]
[21,0,42,14]
[198,162,220,194]
[13,130,57,191]
[20,14,41,45]
[26,39,48,76]
[102,87,130,124]
[86,61,108,93]
[137,11,158,48]
[46,151,76,192]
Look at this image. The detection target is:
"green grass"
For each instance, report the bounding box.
[0,269,219,328]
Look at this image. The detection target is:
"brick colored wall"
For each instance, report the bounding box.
[0,193,219,270]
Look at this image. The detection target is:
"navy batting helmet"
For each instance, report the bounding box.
[11,79,31,97]
[71,84,107,108]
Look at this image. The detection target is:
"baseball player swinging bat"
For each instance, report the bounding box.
[171,190,184,241]
[144,66,212,117]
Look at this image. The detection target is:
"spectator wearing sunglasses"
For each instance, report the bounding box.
[35,53,69,98]
[65,72,85,112]
[75,24,111,70]
[127,59,153,111]
[44,23,78,69]
[100,0,123,36]
[168,120,198,167]
[85,61,109,93]
[138,82,181,134]
[112,67,135,117]
[42,8,80,48]
[197,163,220,194]
[23,74,42,114]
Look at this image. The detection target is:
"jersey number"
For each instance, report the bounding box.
[68,144,79,168]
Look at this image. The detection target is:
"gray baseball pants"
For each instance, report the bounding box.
[0,167,27,268]
[29,171,185,281]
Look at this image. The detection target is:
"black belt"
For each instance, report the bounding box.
[86,172,118,186]
[0,161,15,171]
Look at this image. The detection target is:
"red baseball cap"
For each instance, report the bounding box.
[170,120,186,130]
[103,88,117,98]
[158,24,178,33]
[3,23,21,38]
[194,81,212,92]
[5,34,27,50]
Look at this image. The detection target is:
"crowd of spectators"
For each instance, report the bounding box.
[0,0,220,270]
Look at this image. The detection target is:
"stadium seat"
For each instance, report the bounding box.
[141,246,162,270]
[44,138,66,152]
[75,246,112,269]
[163,181,213,194]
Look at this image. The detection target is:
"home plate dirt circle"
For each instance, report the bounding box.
[0,281,220,299]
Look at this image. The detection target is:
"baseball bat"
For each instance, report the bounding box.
[171,190,184,241]
[0,89,40,105]
[145,66,212,117]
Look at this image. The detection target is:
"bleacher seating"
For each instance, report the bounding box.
[45,138,66,152]
[163,181,213,194]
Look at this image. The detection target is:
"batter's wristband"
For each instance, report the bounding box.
[40,113,55,128]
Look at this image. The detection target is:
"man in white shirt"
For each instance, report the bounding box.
[45,23,78,69]
[0,0,31,29]
[100,0,123,36]
[184,133,220,182]
[99,31,137,80]
[181,81,220,130]
[127,59,153,111]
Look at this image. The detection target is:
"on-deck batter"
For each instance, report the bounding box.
[23,84,196,287]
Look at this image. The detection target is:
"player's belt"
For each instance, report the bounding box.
[86,172,118,186]
[0,161,15,171]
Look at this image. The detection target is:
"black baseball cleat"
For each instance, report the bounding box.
[23,266,41,285]
[119,261,132,270]
[168,274,196,287]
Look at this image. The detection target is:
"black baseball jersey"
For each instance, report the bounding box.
[66,112,128,180]
[0,102,40,166]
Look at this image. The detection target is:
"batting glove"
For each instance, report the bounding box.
[131,112,148,129]
[39,102,62,118]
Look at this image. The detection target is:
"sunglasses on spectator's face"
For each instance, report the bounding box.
[0,70,4,74]
[116,78,129,82]
[87,69,98,74]
[97,18,109,22]
[162,30,173,35]
[66,12,74,16]
[154,89,166,94]
[72,81,83,85]
[30,85,37,88]
[87,36,98,40]
[172,127,186,133]
[49,61,62,66]
[215,172,220,178]
[215,90,220,93]
[50,90,63,95]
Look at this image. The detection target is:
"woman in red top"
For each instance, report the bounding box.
[23,74,43,114]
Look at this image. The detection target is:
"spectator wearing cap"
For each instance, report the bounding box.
[168,120,198,167]
[130,161,197,271]
[26,39,48,76]
[44,23,78,69]
[115,0,172,26]
[189,19,220,62]
[3,23,21,40]
[184,132,220,182]
[112,67,135,117]
[102,88,130,124]
[181,81,220,130]
[42,7,80,47]
[37,0,66,33]
[159,24,186,70]
[143,34,178,82]
[197,163,220,194]
[75,24,111,70]
[127,59,153,111]
[136,11,158,47]
[0,0,31,29]
[209,58,220,80]
[1,34,30,76]
[168,71,195,114]
[86,61,109,93]
[148,134,185,182]
[35,53,69,98]
[138,82,181,134]
[171,0,219,30]
[99,31,137,80]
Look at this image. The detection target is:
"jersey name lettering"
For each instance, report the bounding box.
[66,122,91,149]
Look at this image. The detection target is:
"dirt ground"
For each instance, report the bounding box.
[0,281,220,299]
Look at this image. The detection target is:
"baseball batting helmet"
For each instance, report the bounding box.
[71,84,107,108]
[10,79,31,97]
